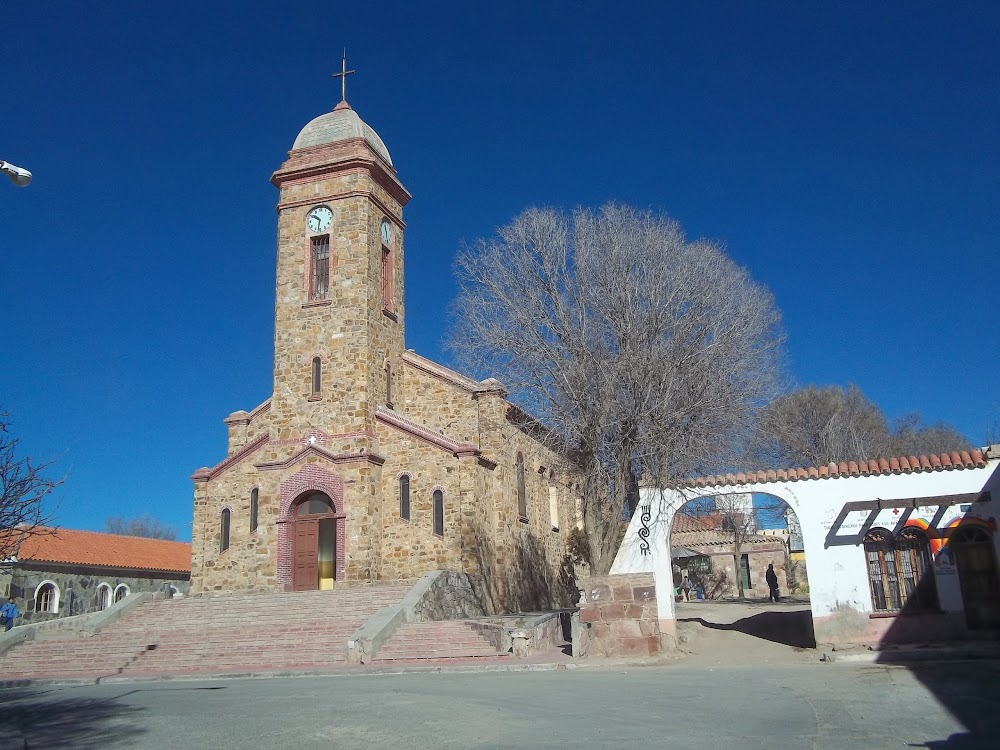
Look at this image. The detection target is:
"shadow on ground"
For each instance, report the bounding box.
[0,685,226,749]
[678,610,817,649]
[0,688,149,749]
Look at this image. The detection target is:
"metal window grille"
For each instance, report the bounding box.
[311,236,330,299]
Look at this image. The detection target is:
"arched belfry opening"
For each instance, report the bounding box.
[291,491,339,591]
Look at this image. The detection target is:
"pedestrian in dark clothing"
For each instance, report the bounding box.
[765,563,780,602]
[682,576,692,601]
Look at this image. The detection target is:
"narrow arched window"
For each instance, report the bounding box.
[311,357,322,395]
[433,489,444,536]
[399,474,410,521]
[220,508,231,553]
[35,582,58,614]
[250,488,259,533]
[548,470,559,531]
[386,362,393,407]
[113,584,130,603]
[96,583,112,611]
[516,453,527,520]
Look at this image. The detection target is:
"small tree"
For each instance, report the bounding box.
[0,410,61,560]
[104,514,177,540]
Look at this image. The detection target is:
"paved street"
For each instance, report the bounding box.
[1,660,997,749]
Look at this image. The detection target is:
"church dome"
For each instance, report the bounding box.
[291,101,392,166]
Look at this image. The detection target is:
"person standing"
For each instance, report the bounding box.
[765,563,780,602]
[682,576,693,601]
[0,597,19,631]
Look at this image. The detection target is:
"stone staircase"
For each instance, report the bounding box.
[0,584,412,681]
[374,621,509,662]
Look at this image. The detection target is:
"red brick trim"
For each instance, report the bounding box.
[401,350,500,394]
[191,434,269,483]
[276,465,347,588]
[254,445,385,472]
[376,406,479,457]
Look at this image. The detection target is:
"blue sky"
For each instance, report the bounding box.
[2,2,998,541]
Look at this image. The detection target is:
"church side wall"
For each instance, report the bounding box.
[400,362,481,444]
[377,424,467,580]
[191,460,278,594]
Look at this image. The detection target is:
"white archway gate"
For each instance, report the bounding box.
[611,451,1000,647]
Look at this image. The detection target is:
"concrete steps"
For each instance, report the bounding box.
[0,584,412,680]
[374,621,509,661]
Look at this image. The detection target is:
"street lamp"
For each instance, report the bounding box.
[1,161,31,187]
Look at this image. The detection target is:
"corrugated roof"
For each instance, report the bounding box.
[4,527,190,574]
[688,449,989,488]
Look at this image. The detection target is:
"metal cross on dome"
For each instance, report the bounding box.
[331,50,356,103]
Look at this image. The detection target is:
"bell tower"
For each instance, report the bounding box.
[268,67,411,445]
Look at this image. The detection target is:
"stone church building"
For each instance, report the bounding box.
[190,90,579,612]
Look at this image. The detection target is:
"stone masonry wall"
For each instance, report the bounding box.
[578,573,661,657]
[10,565,189,625]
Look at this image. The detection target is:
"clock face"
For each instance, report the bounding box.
[306,206,333,233]
[380,219,392,246]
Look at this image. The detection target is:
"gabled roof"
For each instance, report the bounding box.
[688,449,990,489]
[3,527,190,574]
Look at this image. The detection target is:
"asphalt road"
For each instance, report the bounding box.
[1,661,997,749]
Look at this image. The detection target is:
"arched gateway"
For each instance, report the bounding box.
[611,450,999,647]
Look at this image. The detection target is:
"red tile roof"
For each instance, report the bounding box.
[4,527,190,574]
[671,513,714,533]
[688,449,989,489]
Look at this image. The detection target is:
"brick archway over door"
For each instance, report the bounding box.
[277,465,346,590]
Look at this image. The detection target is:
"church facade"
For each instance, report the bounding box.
[189,94,580,612]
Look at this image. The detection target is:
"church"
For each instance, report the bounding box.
[189,72,580,612]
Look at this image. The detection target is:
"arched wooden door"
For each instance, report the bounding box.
[292,491,338,591]
[952,526,1000,629]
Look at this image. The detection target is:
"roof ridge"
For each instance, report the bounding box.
[687,449,989,489]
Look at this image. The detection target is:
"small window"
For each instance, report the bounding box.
[250,488,259,533]
[516,453,527,521]
[113,584,130,604]
[381,245,393,310]
[34,582,59,614]
[311,357,322,395]
[864,527,937,612]
[548,471,559,531]
[220,508,231,553]
[96,583,112,611]
[296,493,334,516]
[433,489,444,536]
[311,235,330,299]
[386,362,393,407]
[399,475,410,521]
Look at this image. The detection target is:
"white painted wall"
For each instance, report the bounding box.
[612,458,1000,636]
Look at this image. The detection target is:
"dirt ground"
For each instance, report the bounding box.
[673,596,819,666]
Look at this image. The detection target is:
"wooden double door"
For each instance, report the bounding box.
[292,492,338,591]
[953,526,1000,630]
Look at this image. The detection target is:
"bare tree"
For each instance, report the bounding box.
[761,384,972,467]
[683,492,787,599]
[0,410,61,560]
[105,514,177,540]
[449,204,785,573]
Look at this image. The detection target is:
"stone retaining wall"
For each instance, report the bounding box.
[578,573,661,657]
